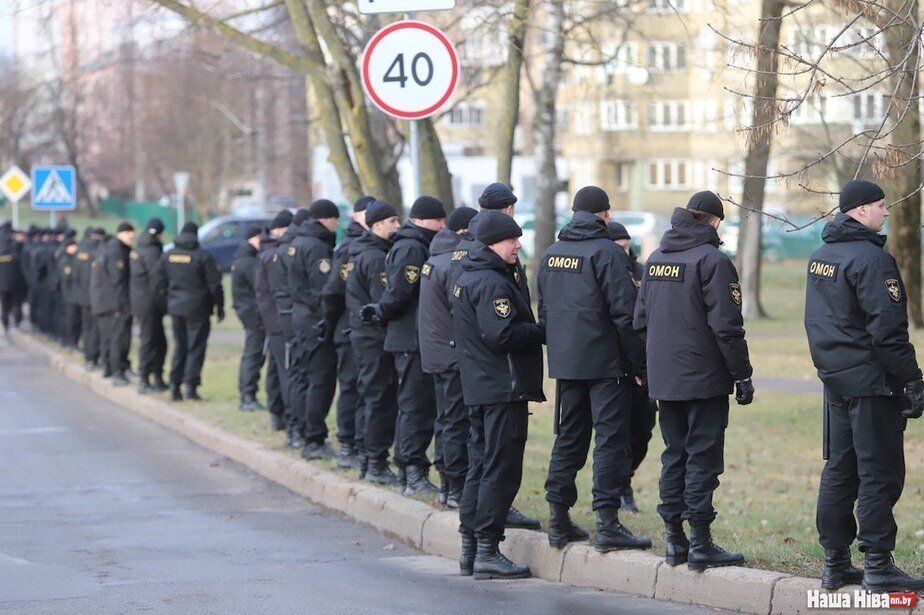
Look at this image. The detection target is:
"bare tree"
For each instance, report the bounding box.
[496,0,531,186]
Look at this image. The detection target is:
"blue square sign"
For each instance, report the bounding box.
[31,166,77,211]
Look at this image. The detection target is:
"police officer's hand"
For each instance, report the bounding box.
[313,319,327,341]
[735,378,754,405]
[360,303,383,326]
[902,379,924,419]
[216,305,225,322]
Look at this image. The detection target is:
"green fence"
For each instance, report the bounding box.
[99,199,198,237]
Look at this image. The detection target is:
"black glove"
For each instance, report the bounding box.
[903,379,924,419]
[735,378,754,405]
[216,305,225,322]
[360,303,383,326]
[313,319,327,341]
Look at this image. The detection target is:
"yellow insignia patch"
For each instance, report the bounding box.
[76,252,90,261]
[130,251,139,260]
[421,263,432,278]
[116,261,124,269]
[168,254,192,264]
[493,298,511,318]
[318,258,331,274]
[404,265,420,284]
[0,255,12,264]
[885,278,902,302]
[729,282,742,306]
[340,262,354,281]
[453,285,461,298]
[287,246,296,257]
[64,266,72,275]
[379,271,388,287]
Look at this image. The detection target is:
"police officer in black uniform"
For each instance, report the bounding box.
[74,227,103,369]
[131,218,168,394]
[608,221,658,513]
[163,222,224,401]
[32,230,57,336]
[58,229,82,348]
[346,200,400,484]
[232,227,266,411]
[805,180,924,592]
[0,222,27,335]
[361,196,447,496]
[288,199,340,460]
[321,196,372,469]
[539,187,651,552]
[453,211,544,580]
[90,222,135,385]
[419,206,478,507]
[633,192,753,571]
[256,211,295,431]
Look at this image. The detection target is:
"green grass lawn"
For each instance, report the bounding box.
[45,261,924,577]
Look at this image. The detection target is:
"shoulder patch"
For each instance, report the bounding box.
[545,255,583,272]
[451,249,468,262]
[379,271,388,287]
[318,258,331,274]
[808,259,838,281]
[340,262,354,281]
[116,260,124,269]
[493,298,512,318]
[646,262,685,281]
[885,278,903,303]
[404,265,420,284]
[421,263,432,278]
[63,265,72,275]
[453,285,461,298]
[130,251,139,260]
[287,246,296,257]
[729,282,742,306]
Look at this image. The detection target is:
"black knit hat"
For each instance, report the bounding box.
[573,186,610,213]
[64,228,77,239]
[180,222,198,234]
[354,195,375,213]
[410,196,446,220]
[146,217,165,235]
[310,199,340,220]
[93,226,107,236]
[607,221,630,241]
[686,191,725,221]
[292,208,311,226]
[246,226,262,239]
[478,183,518,210]
[270,210,293,230]
[840,180,885,213]
[116,222,135,233]
[473,210,522,246]
[448,206,478,232]
[365,200,398,227]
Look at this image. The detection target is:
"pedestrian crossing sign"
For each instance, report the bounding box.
[31,165,77,211]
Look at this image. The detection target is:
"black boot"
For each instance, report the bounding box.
[861,549,924,592]
[301,441,335,461]
[170,384,183,401]
[111,371,130,387]
[152,374,169,392]
[286,427,306,450]
[336,443,356,469]
[821,547,863,590]
[594,507,652,552]
[356,453,368,480]
[460,532,476,576]
[505,507,541,530]
[687,523,744,572]
[270,413,286,431]
[183,385,202,401]
[84,360,98,372]
[438,472,449,506]
[395,464,407,490]
[664,520,689,566]
[404,465,439,497]
[239,394,262,411]
[620,484,640,513]
[445,478,462,510]
[137,374,154,394]
[473,538,531,580]
[366,459,398,485]
[547,502,589,549]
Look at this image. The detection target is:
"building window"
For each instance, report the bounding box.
[788,26,830,59]
[646,100,690,130]
[574,103,595,135]
[447,102,486,127]
[647,42,686,71]
[646,159,690,190]
[852,93,888,123]
[790,95,827,124]
[600,100,637,131]
[599,42,638,80]
[847,26,881,59]
[614,162,631,191]
[647,0,686,13]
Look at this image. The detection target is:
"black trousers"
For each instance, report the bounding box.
[97,311,132,374]
[434,369,468,482]
[623,382,658,488]
[657,395,729,525]
[817,391,905,552]
[394,352,436,469]
[63,302,82,347]
[335,338,360,446]
[352,334,398,463]
[289,329,337,444]
[137,309,167,379]
[459,402,529,541]
[0,291,15,332]
[169,315,211,387]
[80,305,99,364]
[238,325,265,397]
[545,378,632,510]
[266,332,288,418]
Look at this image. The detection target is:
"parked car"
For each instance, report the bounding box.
[189,213,274,273]
[720,215,826,261]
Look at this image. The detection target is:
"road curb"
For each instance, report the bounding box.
[13,329,832,614]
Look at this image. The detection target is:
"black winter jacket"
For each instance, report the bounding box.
[322,221,364,345]
[231,241,261,330]
[59,241,80,304]
[804,213,921,396]
[129,232,166,317]
[269,225,297,329]
[288,220,336,331]
[163,232,224,319]
[419,227,463,373]
[345,231,392,343]
[380,221,436,353]
[0,233,26,295]
[452,240,545,406]
[90,236,131,316]
[255,234,288,335]
[538,212,646,381]
[633,208,752,401]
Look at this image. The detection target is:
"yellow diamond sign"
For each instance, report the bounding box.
[0,166,31,202]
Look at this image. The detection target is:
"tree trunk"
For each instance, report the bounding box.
[532,0,565,275]
[735,0,784,320]
[496,0,530,186]
[417,118,455,210]
[881,0,923,327]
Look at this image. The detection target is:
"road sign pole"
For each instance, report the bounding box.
[12,201,18,230]
[409,119,421,201]
[173,172,190,234]
[50,210,56,228]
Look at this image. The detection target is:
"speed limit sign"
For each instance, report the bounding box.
[361,20,460,120]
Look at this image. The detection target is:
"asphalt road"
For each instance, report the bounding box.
[0,342,724,614]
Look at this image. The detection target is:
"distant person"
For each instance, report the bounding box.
[232,227,266,411]
[130,218,168,394]
[90,222,135,385]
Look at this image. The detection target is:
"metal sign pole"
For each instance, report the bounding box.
[405,12,421,203]
[50,210,56,228]
[12,201,19,229]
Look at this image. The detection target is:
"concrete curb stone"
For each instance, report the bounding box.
[560,545,662,598]
[655,563,787,614]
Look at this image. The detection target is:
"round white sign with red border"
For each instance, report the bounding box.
[361,20,459,120]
